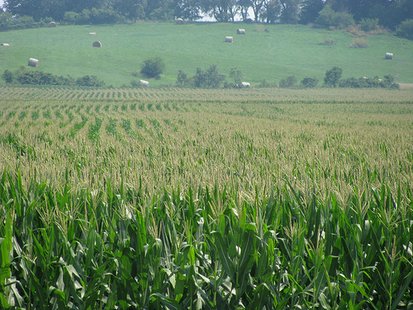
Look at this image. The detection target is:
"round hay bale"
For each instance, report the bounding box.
[92,41,102,48]
[385,52,393,60]
[48,21,57,27]
[225,36,234,43]
[237,28,246,35]
[175,18,185,24]
[28,58,39,67]
[139,80,149,87]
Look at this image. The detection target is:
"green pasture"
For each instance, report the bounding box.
[1,23,413,86]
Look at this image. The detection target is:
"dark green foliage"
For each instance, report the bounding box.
[140,57,165,79]
[176,70,189,87]
[0,12,39,30]
[316,5,355,29]
[279,0,300,24]
[193,65,225,88]
[76,75,105,87]
[15,70,74,86]
[300,77,318,88]
[338,75,399,89]
[2,70,13,83]
[397,19,413,40]
[2,69,105,87]
[324,66,343,87]
[1,0,413,31]
[0,172,412,308]
[359,18,379,32]
[300,0,324,24]
[279,75,297,88]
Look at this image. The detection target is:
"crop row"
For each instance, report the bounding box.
[2,86,413,103]
[1,95,413,308]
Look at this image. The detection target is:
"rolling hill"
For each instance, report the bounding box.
[1,22,413,87]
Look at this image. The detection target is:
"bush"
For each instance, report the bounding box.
[2,70,14,83]
[257,80,275,88]
[63,11,79,24]
[300,77,318,88]
[76,75,105,87]
[359,18,379,32]
[229,68,243,85]
[279,76,297,88]
[193,65,225,88]
[324,66,343,87]
[338,75,399,89]
[316,5,354,29]
[0,13,39,30]
[2,69,107,87]
[176,70,189,87]
[350,38,368,48]
[89,7,122,24]
[15,71,73,85]
[396,19,413,40]
[140,57,165,79]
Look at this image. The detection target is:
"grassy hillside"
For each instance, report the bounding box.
[1,22,413,87]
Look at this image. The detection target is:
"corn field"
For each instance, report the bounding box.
[0,86,413,309]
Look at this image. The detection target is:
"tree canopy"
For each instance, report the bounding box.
[1,0,412,29]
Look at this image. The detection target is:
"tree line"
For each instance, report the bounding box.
[1,0,412,29]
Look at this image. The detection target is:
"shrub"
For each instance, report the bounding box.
[279,76,297,88]
[89,7,122,24]
[2,70,14,83]
[359,18,379,32]
[193,65,225,88]
[140,57,165,79]
[318,39,336,46]
[396,19,413,40]
[76,75,105,87]
[63,11,79,24]
[350,38,368,48]
[176,70,189,87]
[229,68,243,85]
[130,80,140,87]
[301,77,318,88]
[316,5,354,29]
[324,66,342,87]
[0,12,13,30]
[338,75,399,89]
[258,80,272,88]
[15,71,73,86]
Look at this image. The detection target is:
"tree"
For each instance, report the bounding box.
[113,0,147,21]
[201,0,238,22]
[250,0,267,22]
[263,0,281,24]
[193,65,225,88]
[2,70,14,83]
[300,0,324,24]
[397,19,413,40]
[300,77,318,88]
[279,0,300,24]
[324,66,342,87]
[229,67,243,85]
[176,70,189,86]
[140,57,165,79]
[237,0,251,21]
[174,0,202,20]
[316,4,354,29]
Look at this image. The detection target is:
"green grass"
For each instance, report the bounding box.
[1,23,413,86]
